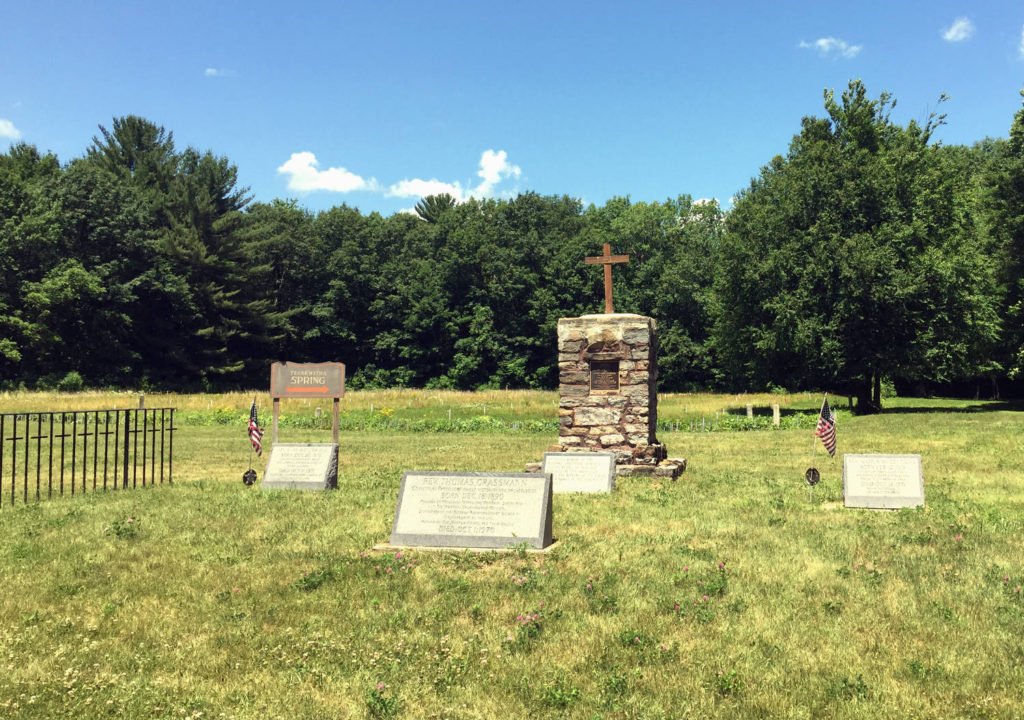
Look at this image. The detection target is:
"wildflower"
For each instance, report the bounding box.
[395,551,403,560]
[377,683,384,691]
[683,566,689,572]
[955,535,963,541]
[702,595,708,601]
[586,583,592,590]
[717,562,724,569]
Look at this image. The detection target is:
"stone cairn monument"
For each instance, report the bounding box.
[528,244,686,479]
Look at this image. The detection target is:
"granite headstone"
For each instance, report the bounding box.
[542,452,615,493]
[390,471,553,549]
[843,453,924,509]
[261,443,338,491]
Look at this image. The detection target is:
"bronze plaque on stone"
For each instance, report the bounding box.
[590,360,619,392]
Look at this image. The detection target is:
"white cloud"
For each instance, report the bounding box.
[0,118,22,140]
[276,152,379,193]
[204,67,235,77]
[386,149,521,201]
[279,148,521,203]
[799,37,862,59]
[942,17,974,42]
[386,178,465,200]
[1019,23,1024,59]
[471,149,521,197]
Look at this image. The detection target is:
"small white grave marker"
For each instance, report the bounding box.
[542,452,615,494]
[843,454,924,509]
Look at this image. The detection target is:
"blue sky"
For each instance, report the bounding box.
[3,1,1024,215]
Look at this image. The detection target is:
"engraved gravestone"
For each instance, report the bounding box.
[390,472,553,549]
[843,454,924,509]
[542,452,615,493]
[261,443,338,491]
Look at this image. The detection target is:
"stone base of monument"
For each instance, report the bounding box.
[526,449,686,480]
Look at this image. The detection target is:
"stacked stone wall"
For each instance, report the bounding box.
[556,314,665,464]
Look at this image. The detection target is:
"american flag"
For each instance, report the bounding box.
[814,398,836,457]
[248,400,265,456]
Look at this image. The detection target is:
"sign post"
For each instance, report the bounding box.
[262,362,345,491]
[270,361,345,445]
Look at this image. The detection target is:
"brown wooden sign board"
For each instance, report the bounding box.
[270,362,345,399]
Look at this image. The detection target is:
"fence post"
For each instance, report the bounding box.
[1,414,5,507]
[23,413,29,503]
[169,409,174,483]
[71,412,77,496]
[123,409,130,489]
[142,409,148,487]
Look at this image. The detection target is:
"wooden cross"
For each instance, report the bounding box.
[585,243,629,314]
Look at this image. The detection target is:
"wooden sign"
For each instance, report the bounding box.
[270,362,345,399]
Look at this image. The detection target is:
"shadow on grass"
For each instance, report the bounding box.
[877,400,1024,414]
[723,400,1023,417]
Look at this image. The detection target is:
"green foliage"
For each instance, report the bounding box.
[56,371,84,392]
[414,193,457,223]
[709,669,745,697]
[539,678,581,708]
[983,92,1024,381]
[2,90,1023,396]
[103,516,139,539]
[715,80,1001,408]
[365,684,401,719]
[291,567,333,592]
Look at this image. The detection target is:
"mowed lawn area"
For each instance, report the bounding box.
[0,391,1022,719]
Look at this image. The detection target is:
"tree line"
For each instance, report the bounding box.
[2,81,1022,409]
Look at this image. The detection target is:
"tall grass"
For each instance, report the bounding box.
[0,392,1021,718]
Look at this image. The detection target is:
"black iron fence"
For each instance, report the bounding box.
[0,408,175,507]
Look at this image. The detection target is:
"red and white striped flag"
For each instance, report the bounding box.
[248,400,265,456]
[814,397,836,457]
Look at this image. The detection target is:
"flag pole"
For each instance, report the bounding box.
[811,393,827,460]
[809,393,829,502]
[248,394,256,472]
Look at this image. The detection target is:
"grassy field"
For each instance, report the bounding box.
[0,390,1022,719]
